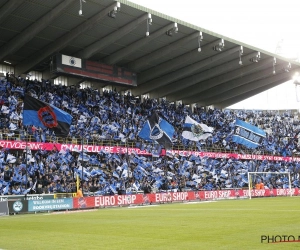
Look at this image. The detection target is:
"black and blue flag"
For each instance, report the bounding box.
[138,112,174,148]
[23,94,72,136]
[232,119,266,148]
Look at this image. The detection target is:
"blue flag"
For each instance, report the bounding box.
[138,112,174,148]
[232,119,266,148]
[23,94,72,136]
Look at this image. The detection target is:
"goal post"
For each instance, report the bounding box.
[247,172,292,199]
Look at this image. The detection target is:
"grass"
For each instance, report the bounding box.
[1,197,300,250]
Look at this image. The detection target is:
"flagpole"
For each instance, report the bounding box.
[81,134,84,194]
[23,89,28,195]
[25,130,28,193]
[126,138,129,165]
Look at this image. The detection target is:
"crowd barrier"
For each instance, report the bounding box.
[1,188,298,216]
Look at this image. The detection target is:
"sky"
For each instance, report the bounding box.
[130,0,300,110]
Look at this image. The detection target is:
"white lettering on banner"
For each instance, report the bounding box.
[254,190,265,196]
[172,192,188,201]
[202,152,215,158]
[95,196,116,206]
[214,153,229,159]
[264,155,274,161]
[117,195,136,205]
[56,143,150,155]
[32,199,65,205]
[204,191,218,199]
[274,156,283,161]
[218,190,232,198]
[276,188,294,196]
[155,193,172,202]
[32,204,70,210]
[277,189,287,196]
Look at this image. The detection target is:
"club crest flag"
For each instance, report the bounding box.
[182,115,213,141]
[62,54,82,68]
[232,119,266,148]
[23,94,73,136]
[138,112,174,148]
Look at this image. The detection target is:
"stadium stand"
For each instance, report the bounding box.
[0,0,300,197]
[0,74,299,196]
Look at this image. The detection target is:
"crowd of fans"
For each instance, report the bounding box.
[0,73,300,196]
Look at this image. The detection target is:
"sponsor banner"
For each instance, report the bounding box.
[28,198,73,212]
[0,140,152,156]
[0,194,54,202]
[90,188,299,208]
[196,188,299,200]
[6,188,297,213]
[166,150,296,162]
[8,200,28,213]
[0,201,9,216]
[92,192,190,207]
[94,194,141,207]
[73,197,95,209]
[0,139,300,162]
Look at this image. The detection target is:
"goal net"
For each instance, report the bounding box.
[247,172,292,199]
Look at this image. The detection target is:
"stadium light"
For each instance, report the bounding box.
[166,23,178,36]
[273,57,276,74]
[79,0,86,16]
[283,62,291,73]
[213,39,224,52]
[108,2,121,18]
[250,52,261,63]
[293,72,300,84]
[198,31,203,52]
[146,13,152,37]
[239,46,243,65]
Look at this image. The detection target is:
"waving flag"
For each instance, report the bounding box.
[6,154,16,163]
[232,119,266,148]
[138,112,174,148]
[182,115,213,141]
[23,94,72,136]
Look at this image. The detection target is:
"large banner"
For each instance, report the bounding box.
[5,188,296,213]
[0,201,9,216]
[1,139,300,162]
[28,198,73,212]
[71,188,299,209]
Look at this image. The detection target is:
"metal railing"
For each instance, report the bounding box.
[0,132,285,157]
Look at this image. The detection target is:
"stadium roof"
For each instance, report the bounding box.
[1,0,299,108]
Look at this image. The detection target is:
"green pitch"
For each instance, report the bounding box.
[1,197,299,250]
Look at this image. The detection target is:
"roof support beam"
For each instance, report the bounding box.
[140,47,241,94]
[199,69,297,106]
[0,0,25,25]
[163,52,259,101]
[215,77,292,108]
[103,22,177,65]
[15,2,119,74]
[137,39,220,84]
[0,0,76,62]
[77,13,150,59]
[182,59,277,103]
[128,31,200,71]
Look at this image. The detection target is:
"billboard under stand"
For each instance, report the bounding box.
[0,201,9,216]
